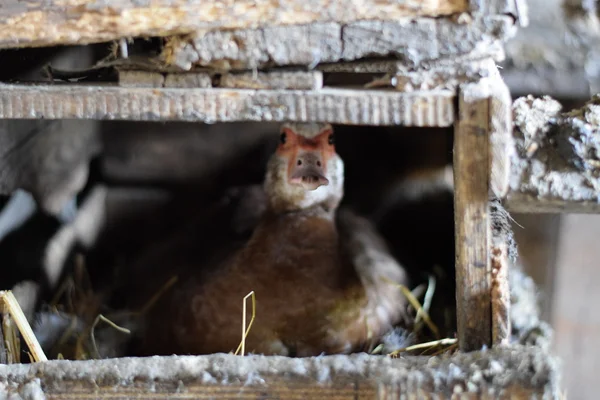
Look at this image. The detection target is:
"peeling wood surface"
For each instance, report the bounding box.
[164,16,514,70]
[454,80,492,351]
[0,84,455,126]
[0,0,471,49]
[0,347,560,399]
[488,67,513,199]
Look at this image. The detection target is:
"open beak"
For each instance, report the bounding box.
[289,151,329,190]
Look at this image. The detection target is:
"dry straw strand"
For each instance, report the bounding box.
[0,290,47,362]
[235,291,256,356]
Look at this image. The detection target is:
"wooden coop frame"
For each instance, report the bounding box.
[0,0,563,399]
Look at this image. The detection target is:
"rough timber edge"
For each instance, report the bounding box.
[0,0,471,50]
[162,15,516,71]
[454,78,492,352]
[0,0,530,51]
[0,346,559,399]
[0,84,454,126]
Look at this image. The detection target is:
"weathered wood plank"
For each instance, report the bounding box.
[0,0,469,49]
[220,71,323,90]
[488,65,513,199]
[0,347,560,399]
[454,80,492,351]
[164,73,212,88]
[119,70,165,88]
[164,16,514,70]
[506,95,600,213]
[0,84,455,126]
[118,70,214,88]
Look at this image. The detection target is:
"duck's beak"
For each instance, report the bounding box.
[289,151,329,190]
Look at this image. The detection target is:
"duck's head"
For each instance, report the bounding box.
[264,123,344,213]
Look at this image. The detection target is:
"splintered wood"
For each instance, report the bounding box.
[454,81,492,352]
[0,0,469,49]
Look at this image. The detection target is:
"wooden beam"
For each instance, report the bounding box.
[0,84,455,126]
[163,16,514,70]
[0,346,559,399]
[454,80,492,352]
[0,0,469,49]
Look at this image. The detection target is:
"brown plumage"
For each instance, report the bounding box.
[124,123,410,356]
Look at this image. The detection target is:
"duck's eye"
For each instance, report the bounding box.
[328,133,335,145]
[280,132,287,144]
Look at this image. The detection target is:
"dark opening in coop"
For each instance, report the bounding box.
[1,116,464,361]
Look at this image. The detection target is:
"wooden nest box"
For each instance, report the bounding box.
[0,0,566,398]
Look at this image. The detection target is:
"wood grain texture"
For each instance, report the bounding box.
[454,80,492,352]
[164,16,514,70]
[118,70,213,88]
[0,0,469,49]
[0,347,560,399]
[0,84,455,126]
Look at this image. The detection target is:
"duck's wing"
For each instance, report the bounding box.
[336,207,411,334]
[114,184,267,309]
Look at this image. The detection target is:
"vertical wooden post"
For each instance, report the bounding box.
[454,79,492,351]
[488,70,513,346]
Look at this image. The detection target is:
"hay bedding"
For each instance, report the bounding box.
[0,191,549,365]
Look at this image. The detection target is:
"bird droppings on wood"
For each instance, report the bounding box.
[161,17,515,71]
[507,94,600,212]
[0,345,560,398]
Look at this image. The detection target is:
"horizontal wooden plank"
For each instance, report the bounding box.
[505,194,600,214]
[0,84,455,126]
[0,0,469,49]
[164,16,514,70]
[0,346,559,399]
[220,71,323,90]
